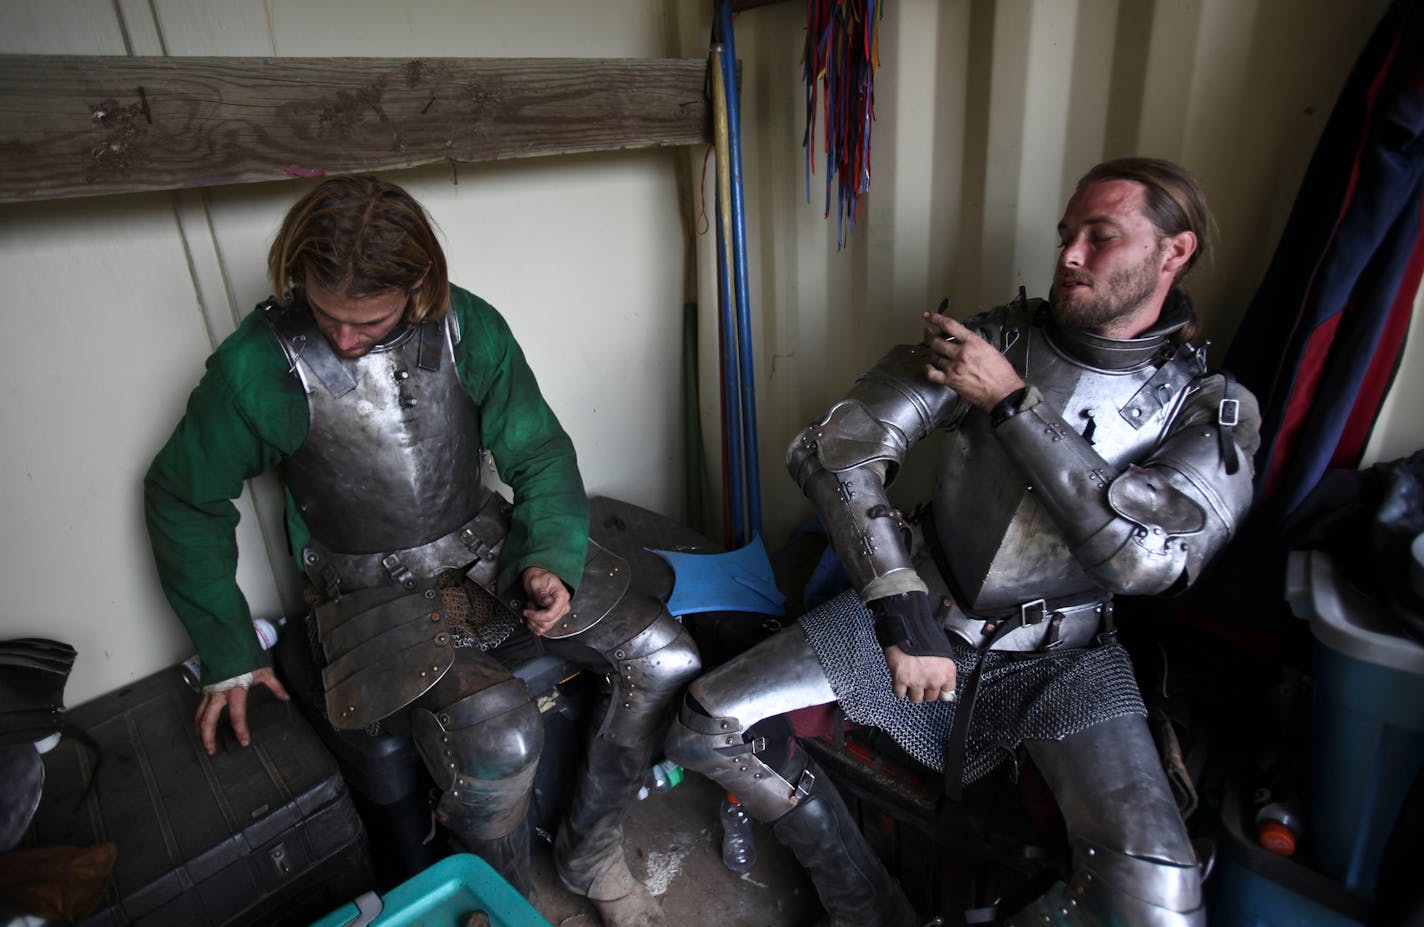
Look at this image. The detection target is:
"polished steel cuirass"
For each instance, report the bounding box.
[932,308,1196,612]
[274,307,490,556]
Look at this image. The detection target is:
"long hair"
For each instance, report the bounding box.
[267,175,450,323]
[1077,157,1215,282]
[1079,158,1213,342]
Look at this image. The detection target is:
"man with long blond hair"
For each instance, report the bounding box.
[146,175,697,927]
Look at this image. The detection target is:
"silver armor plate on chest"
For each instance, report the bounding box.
[274,308,492,557]
[932,312,1190,612]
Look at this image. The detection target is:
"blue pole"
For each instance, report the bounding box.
[716,1,763,540]
[711,43,746,548]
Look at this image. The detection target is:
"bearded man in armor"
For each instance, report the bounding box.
[145,176,699,927]
[666,158,1260,926]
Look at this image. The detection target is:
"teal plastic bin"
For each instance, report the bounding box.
[308,853,552,927]
[1286,550,1424,897]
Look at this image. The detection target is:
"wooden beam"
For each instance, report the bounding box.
[0,55,714,203]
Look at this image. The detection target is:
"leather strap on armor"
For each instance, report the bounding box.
[1218,371,1241,475]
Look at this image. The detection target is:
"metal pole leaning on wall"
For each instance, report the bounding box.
[714,1,763,546]
[709,42,746,549]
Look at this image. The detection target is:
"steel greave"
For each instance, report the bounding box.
[664,625,835,822]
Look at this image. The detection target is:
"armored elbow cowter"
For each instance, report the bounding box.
[991,378,1257,596]
[786,344,962,601]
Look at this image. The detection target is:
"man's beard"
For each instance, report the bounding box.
[1050,247,1162,333]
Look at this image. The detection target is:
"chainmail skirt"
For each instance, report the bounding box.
[799,589,1146,786]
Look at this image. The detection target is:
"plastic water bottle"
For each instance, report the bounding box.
[1255,801,1304,857]
[636,760,684,800]
[720,794,757,874]
[180,616,283,691]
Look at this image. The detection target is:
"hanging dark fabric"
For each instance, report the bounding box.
[1225,0,1424,520]
[1176,0,1424,644]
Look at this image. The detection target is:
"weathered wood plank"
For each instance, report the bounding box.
[0,56,713,203]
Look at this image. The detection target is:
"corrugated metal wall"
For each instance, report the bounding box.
[683,0,1397,538]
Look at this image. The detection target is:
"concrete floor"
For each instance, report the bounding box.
[527,770,822,927]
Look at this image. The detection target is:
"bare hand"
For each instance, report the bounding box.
[884,645,958,704]
[195,666,289,755]
[922,310,1026,410]
[521,566,572,635]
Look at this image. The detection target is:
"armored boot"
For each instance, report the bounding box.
[463,823,535,898]
[553,729,665,927]
[770,758,916,927]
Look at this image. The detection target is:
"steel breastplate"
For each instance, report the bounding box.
[269,303,491,558]
[931,303,1200,612]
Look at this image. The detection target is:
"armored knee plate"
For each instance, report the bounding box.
[411,676,544,840]
[598,608,700,745]
[666,702,804,822]
[1005,839,1204,926]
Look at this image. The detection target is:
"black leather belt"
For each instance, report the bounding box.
[939,596,1117,803]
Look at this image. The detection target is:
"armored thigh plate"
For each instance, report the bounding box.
[548,541,701,745]
[541,539,630,639]
[316,577,454,729]
[411,676,544,841]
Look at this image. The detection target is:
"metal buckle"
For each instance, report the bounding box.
[790,768,816,806]
[381,553,416,588]
[459,526,494,561]
[1043,614,1064,650]
[1218,398,1240,427]
[1019,598,1047,626]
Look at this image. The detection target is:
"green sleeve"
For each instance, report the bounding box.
[450,287,589,594]
[143,309,307,683]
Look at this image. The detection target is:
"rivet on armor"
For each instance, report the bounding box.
[753,773,763,779]
[425,589,437,599]
[304,551,319,564]
[430,612,441,621]
[1131,408,1142,417]
[726,736,736,744]
[624,703,631,709]
[1086,848,1095,856]
[440,713,450,724]
[509,599,520,609]
[720,720,729,729]
[614,649,626,659]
